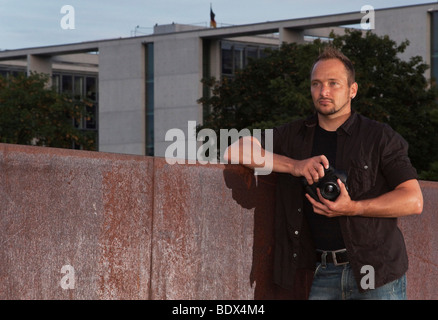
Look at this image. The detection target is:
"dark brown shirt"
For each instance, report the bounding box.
[263,110,418,290]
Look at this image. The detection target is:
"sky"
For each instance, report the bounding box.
[0,0,435,50]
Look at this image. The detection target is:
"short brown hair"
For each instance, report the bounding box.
[311,47,356,85]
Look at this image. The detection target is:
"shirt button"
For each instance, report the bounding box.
[364,165,368,170]
[293,253,297,258]
[297,208,302,213]
[294,230,299,235]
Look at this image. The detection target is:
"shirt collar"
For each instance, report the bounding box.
[304,109,358,136]
[338,110,357,136]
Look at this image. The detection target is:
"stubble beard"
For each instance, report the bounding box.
[315,98,351,117]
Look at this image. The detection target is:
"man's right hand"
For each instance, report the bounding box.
[224,137,329,183]
[291,155,329,185]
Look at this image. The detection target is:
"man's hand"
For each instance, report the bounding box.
[292,155,330,185]
[305,178,360,217]
[305,178,423,218]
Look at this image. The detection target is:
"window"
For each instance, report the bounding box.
[221,42,233,75]
[145,42,154,156]
[86,76,97,101]
[233,45,244,71]
[52,72,98,149]
[62,75,73,95]
[431,11,438,83]
[52,74,60,92]
[74,76,84,99]
[84,77,97,130]
[0,68,26,79]
[220,41,276,78]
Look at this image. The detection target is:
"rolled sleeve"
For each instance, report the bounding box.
[380,126,418,189]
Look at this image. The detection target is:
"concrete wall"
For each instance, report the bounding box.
[98,39,146,156]
[153,34,204,159]
[0,143,437,300]
[374,3,438,79]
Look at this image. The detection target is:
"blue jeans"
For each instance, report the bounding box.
[308,263,407,300]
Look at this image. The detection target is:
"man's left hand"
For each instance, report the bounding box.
[305,179,360,217]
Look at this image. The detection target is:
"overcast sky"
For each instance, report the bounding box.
[0,0,434,50]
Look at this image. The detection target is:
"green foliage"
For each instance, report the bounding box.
[419,161,438,181]
[0,72,96,150]
[199,30,438,180]
[199,41,323,132]
[333,31,438,175]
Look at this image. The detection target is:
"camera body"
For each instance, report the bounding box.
[301,165,348,202]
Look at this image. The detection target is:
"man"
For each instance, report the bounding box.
[224,47,423,300]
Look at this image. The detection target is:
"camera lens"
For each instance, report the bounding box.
[321,182,340,200]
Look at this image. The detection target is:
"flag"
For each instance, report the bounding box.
[210,5,217,28]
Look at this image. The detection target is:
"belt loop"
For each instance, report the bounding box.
[321,251,327,268]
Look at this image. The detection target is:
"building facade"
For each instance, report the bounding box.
[0,3,437,158]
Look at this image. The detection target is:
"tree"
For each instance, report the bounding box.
[198,29,438,180]
[0,72,96,150]
[199,41,321,132]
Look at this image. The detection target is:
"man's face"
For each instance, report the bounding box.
[310,59,357,117]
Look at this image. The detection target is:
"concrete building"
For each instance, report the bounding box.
[0,3,437,157]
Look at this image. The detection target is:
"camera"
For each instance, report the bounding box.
[301,165,348,202]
